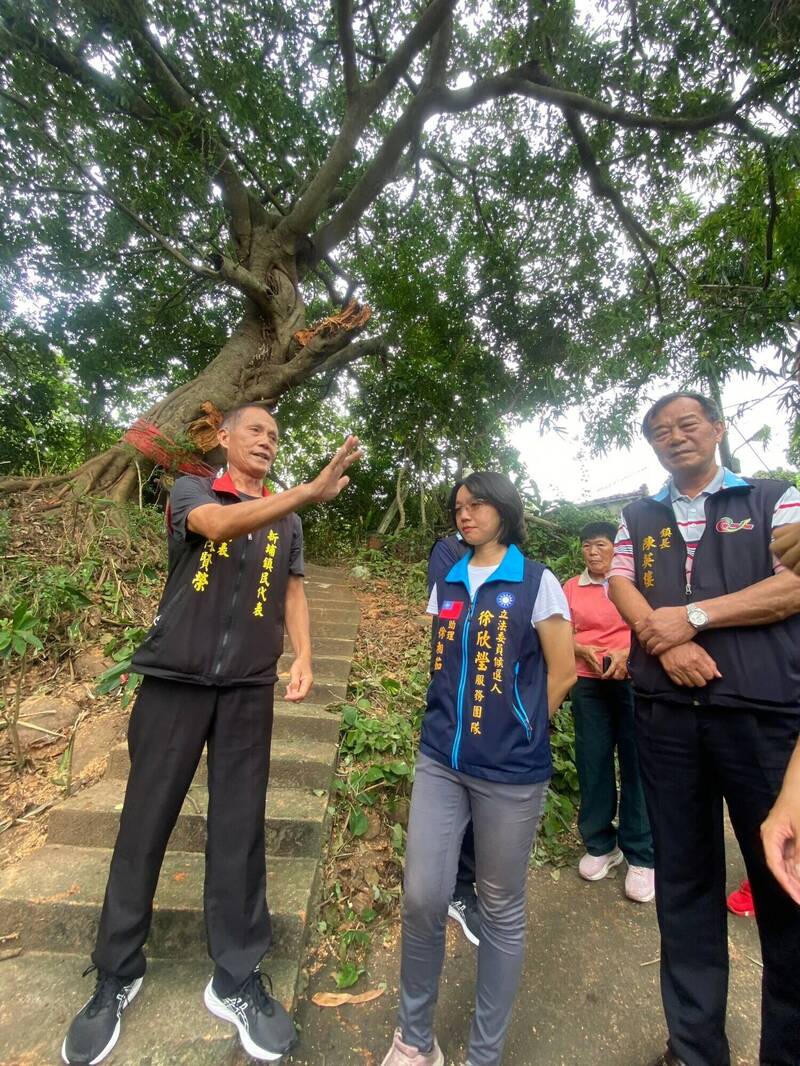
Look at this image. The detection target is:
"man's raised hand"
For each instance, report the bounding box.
[309,436,363,503]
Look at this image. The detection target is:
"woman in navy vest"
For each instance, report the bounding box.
[381,472,576,1066]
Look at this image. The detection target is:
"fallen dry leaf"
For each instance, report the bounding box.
[311,987,385,1008]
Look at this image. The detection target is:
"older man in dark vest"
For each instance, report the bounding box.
[62,405,360,1066]
[609,391,800,1066]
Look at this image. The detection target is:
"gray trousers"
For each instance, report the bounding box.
[398,753,549,1066]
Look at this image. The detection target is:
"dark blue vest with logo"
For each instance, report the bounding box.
[420,544,552,784]
[623,475,800,710]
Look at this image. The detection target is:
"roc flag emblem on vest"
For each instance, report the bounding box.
[439,600,465,620]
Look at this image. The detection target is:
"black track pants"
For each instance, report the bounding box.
[635,698,800,1066]
[92,676,275,993]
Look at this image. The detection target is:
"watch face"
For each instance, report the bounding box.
[688,607,708,627]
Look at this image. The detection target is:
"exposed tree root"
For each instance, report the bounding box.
[0,446,153,509]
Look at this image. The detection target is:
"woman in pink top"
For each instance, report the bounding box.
[563,522,654,903]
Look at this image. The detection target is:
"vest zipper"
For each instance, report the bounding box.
[451,597,477,770]
[655,498,692,597]
[212,537,249,677]
[512,662,533,741]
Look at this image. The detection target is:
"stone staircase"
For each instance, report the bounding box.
[0,564,358,1065]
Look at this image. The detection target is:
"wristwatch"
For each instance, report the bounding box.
[686,603,709,630]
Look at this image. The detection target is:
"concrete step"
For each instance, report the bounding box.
[0,952,301,1066]
[302,580,357,603]
[293,679,347,705]
[106,733,337,789]
[304,564,351,584]
[307,614,356,635]
[47,778,330,857]
[277,652,352,681]
[0,846,319,960]
[273,682,347,707]
[287,634,357,657]
[273,700,342,743]
[0,563,357,1066]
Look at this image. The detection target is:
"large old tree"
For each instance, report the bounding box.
[1,0,799,499]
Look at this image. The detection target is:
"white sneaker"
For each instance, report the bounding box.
[380,1029,444,1066]
[625,864,655,903]
[578,847,624,881]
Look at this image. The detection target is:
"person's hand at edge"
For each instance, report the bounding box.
[761,741,800,905]
[285,656,313,702]
[772,523,800,577]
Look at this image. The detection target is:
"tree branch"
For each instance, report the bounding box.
[763,143,778,290]
[468,167,495,243]
[0,5,155,122]
[626,0,648,106]
[363,0,455,109]
[432,60,800,134]
[279,0,456,242]
[561,106,680,317]
[1,87,281,317]
[324,254,358,304]
[707,0,760,53]
[115,8,260,249]
[254,334,388,400]
[336,0,360,98]
[3,2,275,254]
[313,264,345,307]
[364,2,387,78]
[0,89,214,275]
[421,148,508,243]
[311,333,388,378]
[312,12,453,260]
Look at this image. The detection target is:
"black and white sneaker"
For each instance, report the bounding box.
[204,970,297,1061]
[61,966,143,1064]
[448,890,480,946]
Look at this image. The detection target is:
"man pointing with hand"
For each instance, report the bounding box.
[62,405,361,1066]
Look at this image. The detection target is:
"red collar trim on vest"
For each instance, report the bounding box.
[211,470,271,498]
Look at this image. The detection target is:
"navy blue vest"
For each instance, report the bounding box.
[420,544,552,784]
[623,476,800,710]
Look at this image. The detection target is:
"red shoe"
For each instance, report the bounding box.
[727,879,756,917]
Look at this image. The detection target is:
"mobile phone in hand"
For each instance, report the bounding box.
[602,654,612,674]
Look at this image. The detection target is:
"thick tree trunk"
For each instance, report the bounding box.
[1,235,381,505]
[1,312,275,503]
[4,311,378,506]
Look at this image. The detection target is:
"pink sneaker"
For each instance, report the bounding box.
[625,864,655,902]
[578,847,624,881]
[380,1029,444,1066]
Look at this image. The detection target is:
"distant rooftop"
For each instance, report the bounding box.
[577,483,649,510]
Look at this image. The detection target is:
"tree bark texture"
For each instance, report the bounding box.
[2,234,383,503]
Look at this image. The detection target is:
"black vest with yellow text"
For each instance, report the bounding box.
[132,476,298,686]
[623,477,800,711]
